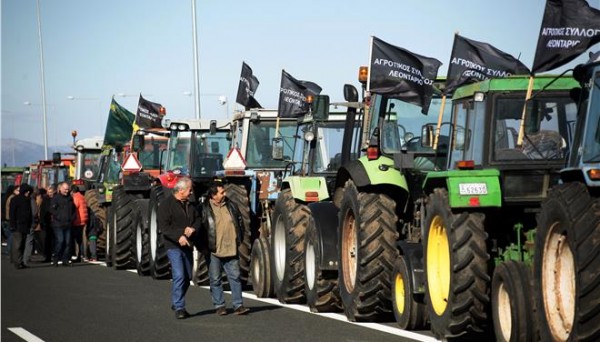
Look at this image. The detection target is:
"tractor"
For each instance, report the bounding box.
[107,128,169,271]
[533,56,600,342]
[144,119,231,280]
[413,74,578,340]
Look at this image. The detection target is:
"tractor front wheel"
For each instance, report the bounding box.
[535,182,600,342]
[423,188,489,340]
[338,180,398,322]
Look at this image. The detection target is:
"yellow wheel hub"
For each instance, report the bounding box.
[427,216,450,316]
[394,273,405,314]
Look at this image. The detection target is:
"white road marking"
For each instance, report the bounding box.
[8,327,45,342]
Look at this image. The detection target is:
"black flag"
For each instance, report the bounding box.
[445,34,530,94]
[369,36,442,114]
[277,70,322,118]
[235,62,262,109]
[532,0,600,74]
[135,95,166,129]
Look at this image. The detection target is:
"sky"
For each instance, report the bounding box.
[2,0,600,154]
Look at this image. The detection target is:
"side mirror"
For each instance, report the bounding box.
[52,152,61,165]
[272,137,283,160]
[421,124,434,148]
[311,95,330,121]
[210,120,217,135]
[132,134,145,152]
[343,84,359,102]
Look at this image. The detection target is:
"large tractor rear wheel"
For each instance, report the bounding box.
[271,189,310,304]
[134,199,151,276]
[224,183,252,285]
[423,188,489,340]
[535,182,600,342]
[112,186,136,270]
[391,255,427,330]
[338,180,398,322]
[492,260,537,342]
[148,186,171,280]
[251,237,273,298]
[85,189,107,258]
[305,215,341,313]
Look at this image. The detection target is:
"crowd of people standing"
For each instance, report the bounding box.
[1,181,92,268]
[2,177,250,319]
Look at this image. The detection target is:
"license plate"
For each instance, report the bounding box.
[459,183,488,195]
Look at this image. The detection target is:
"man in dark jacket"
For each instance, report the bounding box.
[49,182,75,267]
[201,181,249,316]
[39,185,56,262]
[9,184,33,269]
[158,177,201,319]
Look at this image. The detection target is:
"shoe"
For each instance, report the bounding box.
[175,309,190,319]
[62,261,72,267]
[15,264,25,270]
[89,258,97,262]
[216,307,227,316]
[234,306,249,315]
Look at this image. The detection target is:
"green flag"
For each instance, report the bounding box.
[103,98,135,147]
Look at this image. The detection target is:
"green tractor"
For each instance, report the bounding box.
[416,74,578,340]
[267,92,358,310]
[533,57,600,342]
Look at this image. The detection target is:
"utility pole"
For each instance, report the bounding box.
[191,0,201,119]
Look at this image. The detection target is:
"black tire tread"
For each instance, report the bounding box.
[338,180,399,322]
[112,186,137,270]
[536,182,600,342]
[424,188,490,340]
[224,183,252,284]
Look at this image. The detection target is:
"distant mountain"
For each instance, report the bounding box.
[1,138,73,167]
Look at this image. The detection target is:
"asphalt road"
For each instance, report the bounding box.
[2,251,437,342]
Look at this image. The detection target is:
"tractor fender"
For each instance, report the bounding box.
[307,201,339,271]
[396,240,425,294]
[337,156,408,189]
[282,176,329,202]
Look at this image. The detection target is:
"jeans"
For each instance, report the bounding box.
[23,229,36,265]
[71,226,84,260]
[2,222,13,256]
[11,231,25,266]
[89,237,97,259]
[53,226,72,263]
[209,254,243,309]
[167,248,193,311]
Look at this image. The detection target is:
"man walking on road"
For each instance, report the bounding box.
[201,181,249,316]
[158,177,200,319]
[9,184,33,269]
[50,182,75,267]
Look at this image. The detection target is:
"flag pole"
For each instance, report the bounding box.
[516,75,535,146]
[433,95,446,150]
[367,36,374,93]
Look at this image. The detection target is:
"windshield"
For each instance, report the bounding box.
[105,153,122,184]
[297,121,348,173]
[77,151,102,181]
[166,131,192,173]
[582,70,600,163]
[246,120,296,168]
[379,96,451,155]
[190,130,230,178]
[138,135,168,170]
[492,96,576,161]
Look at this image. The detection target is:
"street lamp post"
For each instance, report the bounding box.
[191,0,201,120]
[35,0,48,159]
